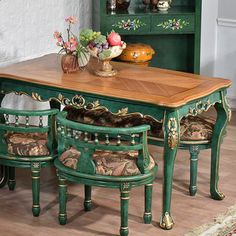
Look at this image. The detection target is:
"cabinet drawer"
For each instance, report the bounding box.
[102,16,150,35]
[151,15,195,34]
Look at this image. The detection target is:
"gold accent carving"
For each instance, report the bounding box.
[32,162,40,169]
[168,118,178,149]
[121,197,130,200]
[52,94,85,106]
[120,227,129,230]
[121,182,131,191]
[224,97,232,122]
[0,90,162,123]
[160,212,174,230]
[144,212,152,215]
[188,100,212,116]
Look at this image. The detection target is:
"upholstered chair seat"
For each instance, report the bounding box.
[59,147,155,176]
[157,115,215,142]
[6,132,49,156]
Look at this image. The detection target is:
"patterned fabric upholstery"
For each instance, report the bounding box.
[157,115,215,141]
[6,132,49,156]
[59,147,155,176]
[180,116,214,141]
[64,106,215,142]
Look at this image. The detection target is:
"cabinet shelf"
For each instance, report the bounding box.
[97,0,201,74]
[106,6,195,16]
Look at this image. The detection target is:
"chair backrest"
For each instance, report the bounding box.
[57,111,151,175]
[0,107,58,155]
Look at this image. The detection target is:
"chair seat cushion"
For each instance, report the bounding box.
[59,147,155,176]
[6,132,50,156]
[64,106,215,142]
[156,115,215,141]
[179,116,214,141]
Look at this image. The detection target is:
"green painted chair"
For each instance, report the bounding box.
[63,105,215,197]
[0,107,58,216]
[149,115,215,196]
[54,111,158,236]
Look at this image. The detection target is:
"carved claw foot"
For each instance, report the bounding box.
[211,190,225,200]
[160,212,174,230]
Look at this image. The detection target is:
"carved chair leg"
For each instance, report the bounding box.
[31,162,41,217]
[143,183,153,224]
[189,145,200,196]
[120,186,130,236]
[84,185,92,211]
[58,176,67,225]
[8,167,16,191]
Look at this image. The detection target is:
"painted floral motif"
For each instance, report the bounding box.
[112,19,146,31]
[157,19,189,30]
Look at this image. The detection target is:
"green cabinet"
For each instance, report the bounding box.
[96,0,202,74]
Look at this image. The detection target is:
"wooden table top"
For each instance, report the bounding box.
[0,54,231,108]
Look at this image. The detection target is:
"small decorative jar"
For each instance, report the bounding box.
[61,54,79,74]
[117,43,155,66]
[151,0,159,12]
[116,0,131,10]
[157,0,170,12]
[107,0,116,10]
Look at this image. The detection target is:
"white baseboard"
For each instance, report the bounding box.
[217,18,236,28]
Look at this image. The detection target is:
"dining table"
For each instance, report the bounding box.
[0,54,232,229]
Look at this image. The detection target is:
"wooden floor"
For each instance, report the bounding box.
[0,112,235,236]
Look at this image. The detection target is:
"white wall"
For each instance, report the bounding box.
[0,0,92,109]
[200,0,219,76]
[0,0,92,67]
[218,0,236,20]
[214,0,236,109]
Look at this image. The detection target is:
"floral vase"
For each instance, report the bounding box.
[61,54,79,74]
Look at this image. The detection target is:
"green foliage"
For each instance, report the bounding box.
[80,28,101,47]
[94,35,107,45]
[99,50,112,60]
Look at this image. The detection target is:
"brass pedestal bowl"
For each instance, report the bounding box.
[88,43,126,77]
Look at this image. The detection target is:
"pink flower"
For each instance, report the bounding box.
[63,42,70,49]
[70,44,77,52]
[65,16,77,24]
[69,37,77,44]
[53,31,62,39]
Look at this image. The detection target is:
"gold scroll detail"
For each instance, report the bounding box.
[224,97,232,122]
[188,100,211,116]
[168,117,178,149]
[0,90,162,123]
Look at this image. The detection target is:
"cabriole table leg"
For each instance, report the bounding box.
[160,111,180,230]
